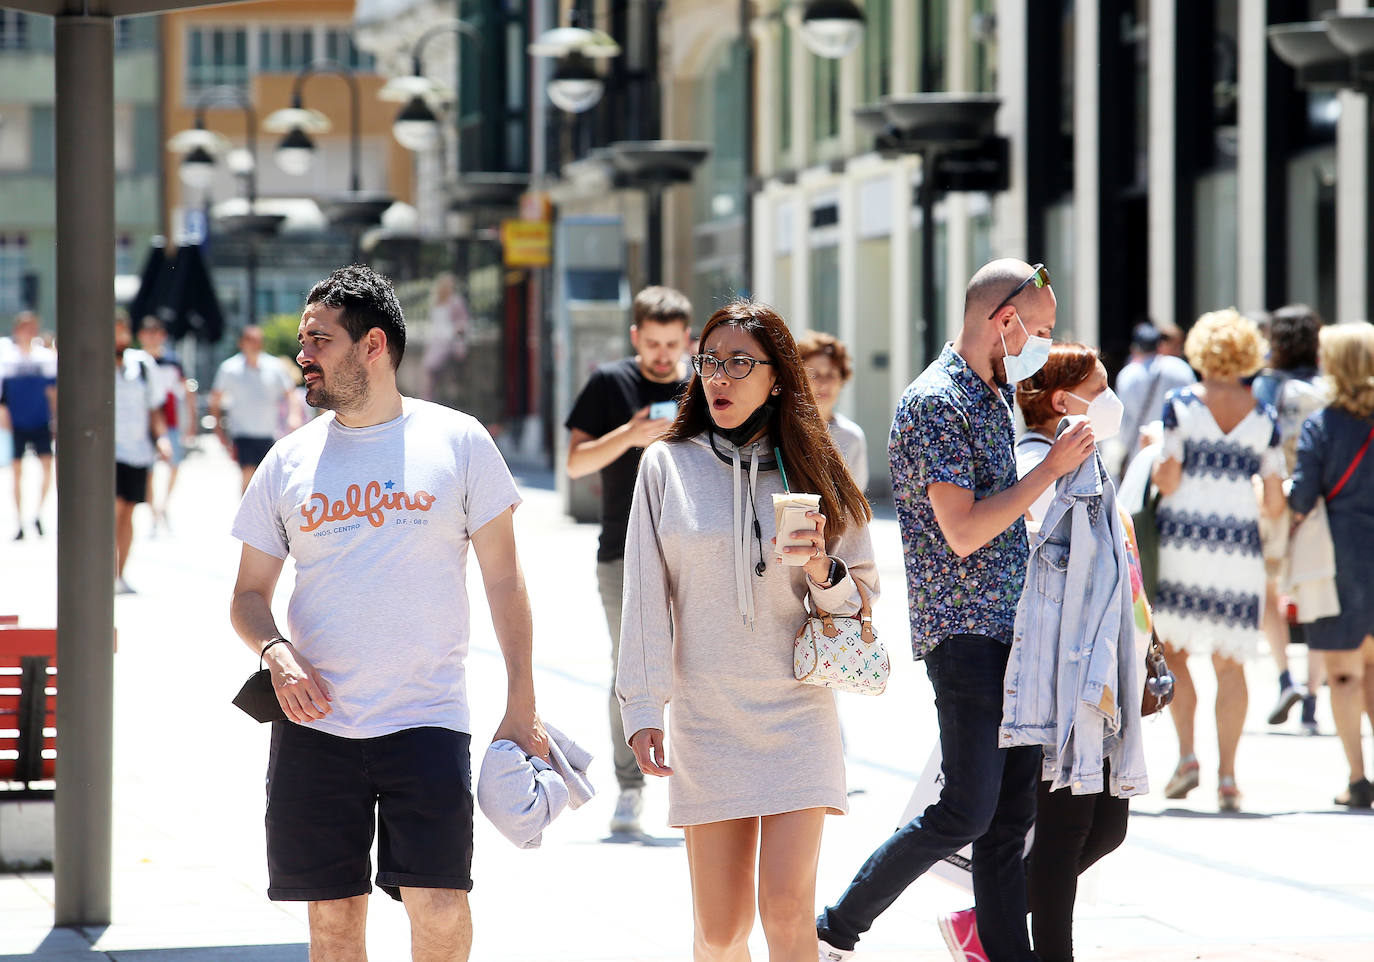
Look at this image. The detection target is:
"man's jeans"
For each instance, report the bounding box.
[597,559,645,791]
[817,634,1039,961]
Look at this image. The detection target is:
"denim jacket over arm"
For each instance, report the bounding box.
[999,442,1149,798]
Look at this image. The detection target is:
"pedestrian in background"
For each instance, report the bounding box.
[1010,342,1149,962]
[565,285,692,836]
[0,311,56,540]
[230,265,547,961]
[1251,305,1328,733]
[795,331,868,492]
[816,260,1094,962]
[1152,309,1286,812]
[617,301,877,962]
[1110,321,1196,480]
[210,324,295,493]
[113,311,171,594]
[421,271,472,403]
[138,315,196,534]
[1288,321,1374,808]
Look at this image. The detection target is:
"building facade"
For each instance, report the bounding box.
[0,11,160,331]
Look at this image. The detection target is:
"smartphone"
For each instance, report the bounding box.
[649,400,678,421]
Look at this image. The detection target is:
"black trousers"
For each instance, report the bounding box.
[1026,759,1130,962]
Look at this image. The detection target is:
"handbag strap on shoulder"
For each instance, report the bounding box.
[1329,420,1374,501]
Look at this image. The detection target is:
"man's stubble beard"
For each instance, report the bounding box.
[307,353,370,415]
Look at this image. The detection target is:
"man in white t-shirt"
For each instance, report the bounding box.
[114,313,171,594]
[229,265,549,962]
[211,325,295,493]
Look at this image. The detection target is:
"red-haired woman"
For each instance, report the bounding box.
[1012,342,1149,962]
[795,331,868,492]
[616,301,878,961]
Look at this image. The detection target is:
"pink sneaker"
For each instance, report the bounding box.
[937,907,989,962]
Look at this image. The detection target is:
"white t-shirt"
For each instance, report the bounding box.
[114,349,162,467]
[231,398,522,739]
[212,353,294,438]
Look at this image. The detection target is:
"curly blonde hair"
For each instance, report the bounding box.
[1319,321,1374,419]
[1184,308,1268,380]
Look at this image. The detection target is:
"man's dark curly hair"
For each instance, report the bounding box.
[1269,303,1322,372]
[306,264,407,369]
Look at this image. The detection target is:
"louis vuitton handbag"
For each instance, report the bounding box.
[793,579,889,695]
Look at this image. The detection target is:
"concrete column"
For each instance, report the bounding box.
[1335,0,1373,323]
[1235,0,1267,315]
[944,0,972,340]
[994,0,1029,257]
[755,19,778,177]
[753,188,776,303]
[791,186,810,330]
[54,13,115,928]
[890,159,914,392]
[1074,0,1101,345]
[839,170,860,367]
[891,0,916,93]
[790,19,810,171]
[1148,0,1177,331]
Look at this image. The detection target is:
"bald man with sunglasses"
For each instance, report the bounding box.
[817,260,1095,962]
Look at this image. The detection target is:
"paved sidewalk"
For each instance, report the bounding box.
[1,443,1372,960]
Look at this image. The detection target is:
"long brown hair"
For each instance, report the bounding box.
[665,301,871,535]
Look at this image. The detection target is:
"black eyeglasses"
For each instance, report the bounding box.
[987,263,1050,319]
[691,353,774,379]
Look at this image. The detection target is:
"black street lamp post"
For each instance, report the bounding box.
[856,94,1003,365]
[266,59,394,261]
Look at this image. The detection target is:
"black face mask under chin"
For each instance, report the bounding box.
[711,396,778,447]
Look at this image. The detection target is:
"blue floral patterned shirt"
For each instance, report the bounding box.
[889,344,1029,658]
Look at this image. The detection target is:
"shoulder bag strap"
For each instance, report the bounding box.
[1329,421,1374,501]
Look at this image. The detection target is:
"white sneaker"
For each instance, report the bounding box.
[610,787,644,834]
[818,938,854,961]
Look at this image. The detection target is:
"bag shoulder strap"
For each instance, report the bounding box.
[1329,420,1374,500]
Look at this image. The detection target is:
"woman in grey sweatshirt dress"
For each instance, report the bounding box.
[617,301,879,961]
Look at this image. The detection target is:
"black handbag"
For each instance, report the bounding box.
[232,658,288,724]
[1141,631,1176,717]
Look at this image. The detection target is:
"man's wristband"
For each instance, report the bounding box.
[261,637,291,660]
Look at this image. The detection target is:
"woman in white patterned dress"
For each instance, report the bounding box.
[1151,309,1287,812]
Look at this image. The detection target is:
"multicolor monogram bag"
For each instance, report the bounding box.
[793,580,889,695]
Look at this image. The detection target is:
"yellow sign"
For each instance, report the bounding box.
[501,219,551,268]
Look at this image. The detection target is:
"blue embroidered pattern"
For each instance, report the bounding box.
[890,345,1027,658]
[1154,580,1261,627]
[1180,440,1261,481]
[1156,509,1262,556]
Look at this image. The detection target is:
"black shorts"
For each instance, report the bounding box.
[265,722,474,902]
[232,435,275,468]
[11,426,52,459]
[114,462,149,504]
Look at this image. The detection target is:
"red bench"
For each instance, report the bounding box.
[0,627,56,798]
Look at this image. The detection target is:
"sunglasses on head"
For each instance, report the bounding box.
[987,263,1050,320]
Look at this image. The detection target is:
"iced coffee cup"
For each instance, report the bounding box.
[773,493,822,566]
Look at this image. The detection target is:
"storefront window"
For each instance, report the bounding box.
[691,41,747,306]
[916,0,947,92]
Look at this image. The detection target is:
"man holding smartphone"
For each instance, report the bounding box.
[565,285,691,835]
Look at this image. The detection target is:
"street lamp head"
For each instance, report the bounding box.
[179,145,217,190]
[547,51,605,113]
[274,126,316,176]
[392,94,442,151]
[527,25,620,59]
[225,147,255,176]
[799,0,866,59]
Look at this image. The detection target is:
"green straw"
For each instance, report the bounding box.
[774,446,790,492]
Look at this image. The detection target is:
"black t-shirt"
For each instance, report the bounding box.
[565,357,688,561]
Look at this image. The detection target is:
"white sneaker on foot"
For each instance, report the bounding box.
[817,938,854,961]
[610,787,643,834]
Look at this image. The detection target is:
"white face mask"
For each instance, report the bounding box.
[1001,314,1052,383]
[1066,387,1124,441]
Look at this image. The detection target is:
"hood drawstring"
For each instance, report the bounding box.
[729,442,762,627]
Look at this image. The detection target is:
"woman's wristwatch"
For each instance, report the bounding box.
[812,557,845,589]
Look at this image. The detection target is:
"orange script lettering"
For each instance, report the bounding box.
[299,481,437,532]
